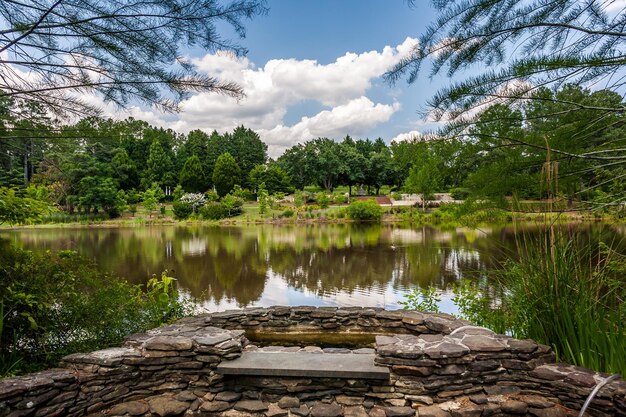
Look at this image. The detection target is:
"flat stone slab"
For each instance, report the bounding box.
[217,352,390,379]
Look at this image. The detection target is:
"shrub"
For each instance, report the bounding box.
[346,199,383,221]
[332,193,347,204]
[0,244,192,376]
[199,202,226,220]
[173,201,193,220]
[281,209,295,218]
[314,192,330,209]
[450,187,471,200]
[221,194,244,217]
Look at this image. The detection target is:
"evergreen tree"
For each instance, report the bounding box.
[212,153,241,197]
[180,155,207,193]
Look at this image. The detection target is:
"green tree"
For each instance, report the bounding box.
[257,183,269,215]
[249,164,293,194]
[180,155,207,193]
[212,153,241,197]
[0,187,52,225]
[406,158,442,211]
[142,189,158,217]
[76,177,119,216]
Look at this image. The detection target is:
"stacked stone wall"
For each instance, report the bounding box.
[0,307,624,417]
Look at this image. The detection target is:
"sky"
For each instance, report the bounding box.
[111,1,449,157]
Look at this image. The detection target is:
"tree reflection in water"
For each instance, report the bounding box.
[3,223,621,312]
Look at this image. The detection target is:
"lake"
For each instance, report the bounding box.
[2,222,624,313]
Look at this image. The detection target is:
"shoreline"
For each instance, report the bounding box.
[0,210,614,230]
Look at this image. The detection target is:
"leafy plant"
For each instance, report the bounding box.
[346,199,383,221]
[0,244,194,376]
[400,286,441,313]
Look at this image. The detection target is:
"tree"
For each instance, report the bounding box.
[0,187,52,225]
[231,126,268,188]
[213,153,241,197]
[406,158,442,211]
[249,164,293,194]
[0,0,267,117]
[142,189,158,218]
[145,138,175,189]
[180,155,207,193]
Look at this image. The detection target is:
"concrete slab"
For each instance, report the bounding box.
[216,352,390,380]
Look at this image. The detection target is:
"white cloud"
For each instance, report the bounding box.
[390,130,440,144]
[95,37,417,155]
[262,97,400,157]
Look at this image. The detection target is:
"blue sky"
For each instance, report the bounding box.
[114,1,451,157]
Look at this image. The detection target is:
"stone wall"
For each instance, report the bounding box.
[204,307,469,335]
[0,307,625,417]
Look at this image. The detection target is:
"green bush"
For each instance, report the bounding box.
[0,244,192,376]
[450,187,470,200]
[281,209,295,218]
[173,201,193,220]
[199,202,226,220]
[314,192,330,209]
[346,199,383,221]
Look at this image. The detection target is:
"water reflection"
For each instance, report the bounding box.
[2,223,622,313]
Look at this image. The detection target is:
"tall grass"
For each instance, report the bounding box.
[500,228,626,374]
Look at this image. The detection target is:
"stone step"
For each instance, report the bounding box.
[216,352,390,379]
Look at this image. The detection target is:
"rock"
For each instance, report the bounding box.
[200,401,232,412]
[148,395,189,417]
[481,403,500,417]
[143,336,193,351]
[383,406,414,417]
[406,396,433,406]
[336,396,364,406]
[385,400,407,407]
[175,391,197,402]
[501,400,528,415]
[235,400,269,412]
[450,403,482,417]
[311,403,344,417]
[368,407,386,417]
[291,405,311,416]
[468,394,487,405]
[108,401,149,416]
[344,406,368,417]
[267,403,289,417]
[460,335,506,352]
[215,391,243,402]
[523,396,554,409]
[528,407,567,417]
[414,405,451,417]
[278,397,301,409]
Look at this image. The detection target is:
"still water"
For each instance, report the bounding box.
[2,223,624,313]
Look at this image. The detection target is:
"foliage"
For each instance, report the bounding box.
[199,202,227,220]
[0,244,193,376]
[212,153,241,197]
[0,187,53,225]
[249,164,293,194]
[315,192,330,209]
[221,194,244,217]
[399,287,441,313]
[172,201,193,220]
[0,0,267,116]
[405,157,442,210]
[257,183,269,215]
[180,155,207,193]
[403,230,626,376]
[142,189,158,216]
[281,209,295,218]
[346,199,384,222]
